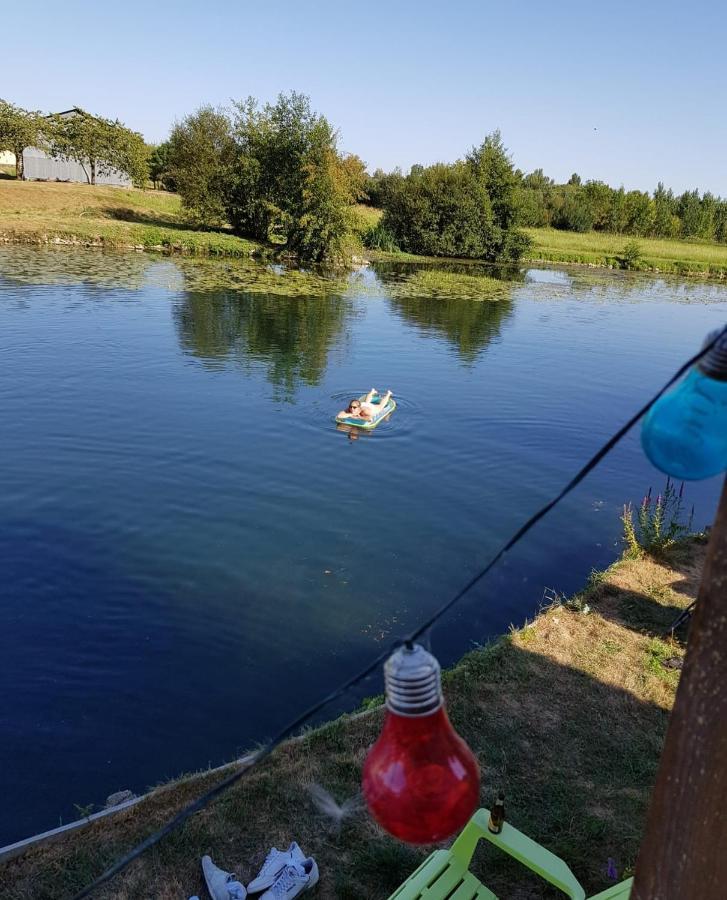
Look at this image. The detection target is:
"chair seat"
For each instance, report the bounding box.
[388,849,497,900]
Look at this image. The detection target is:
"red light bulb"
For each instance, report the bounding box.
[362,643,480,844]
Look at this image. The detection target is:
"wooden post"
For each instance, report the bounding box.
[632,476,727,899]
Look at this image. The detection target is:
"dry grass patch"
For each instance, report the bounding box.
[0,181,262,256]
[1,538,706,900]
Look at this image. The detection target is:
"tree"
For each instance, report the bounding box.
[713,201,727,243]
[381,162,496,259]
[517,169,554,227]
[363,167,403,207]
[224,92,365,260]
[468,130,518,231]
[606,186,628,234]
[148,141,176,191]
[652,182,678,237]
[678,189,706,238]
[623,190,654,236]
[551,187,594,232]
[568,172,582,186]
[47,109,148,187]
[167,106,234,227]
[0,99,41,179]
[583,180,613,230]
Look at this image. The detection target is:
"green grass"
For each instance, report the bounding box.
[0,537,706,900]
[350,203,383,235]
[525,227,727,277]
[0,181,265,257]
[348,206,727,278]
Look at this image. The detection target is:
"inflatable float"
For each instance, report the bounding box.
[335,392,396,430]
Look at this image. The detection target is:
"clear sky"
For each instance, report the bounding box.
[3,0,725,194]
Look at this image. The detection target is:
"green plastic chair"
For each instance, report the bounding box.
[387,808,633,900]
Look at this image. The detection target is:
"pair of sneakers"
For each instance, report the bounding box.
[202,842,319,900]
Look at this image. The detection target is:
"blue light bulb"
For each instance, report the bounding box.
[641,328,727,480]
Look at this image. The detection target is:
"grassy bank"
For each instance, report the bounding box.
[524,227,727,277]
[1,537,705,900]
[3,187,727,278]
[350,205,727,277]
[0,182,264,256]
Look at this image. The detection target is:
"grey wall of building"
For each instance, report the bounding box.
[22,148,132,187]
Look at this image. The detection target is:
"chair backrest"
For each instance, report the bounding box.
[450,809,586,899]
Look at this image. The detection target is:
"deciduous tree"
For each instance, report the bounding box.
[47,109,148,187]
[167,106,234,227]
[0,99,41,179]
[224,92,365,260]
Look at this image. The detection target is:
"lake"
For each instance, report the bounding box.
[1,246,725,846]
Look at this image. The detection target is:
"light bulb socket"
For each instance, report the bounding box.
[384,643,443,717]
[697,328,727,381]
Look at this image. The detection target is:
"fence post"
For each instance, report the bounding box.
[632,476,727,899]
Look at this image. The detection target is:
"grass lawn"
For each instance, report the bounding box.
[348,207,727,277]
[525,227,727,277]
[0,181,264,256]
[1,537,705,900]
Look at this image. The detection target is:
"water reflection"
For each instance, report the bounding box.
[387,292,513,361]
[174,290,353,397]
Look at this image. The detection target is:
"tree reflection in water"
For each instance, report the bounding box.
[174,289,352,398]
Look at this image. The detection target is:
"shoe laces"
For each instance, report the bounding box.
[271,865,303,896]
[260,847,283,875]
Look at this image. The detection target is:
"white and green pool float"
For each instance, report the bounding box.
[335,392,397,430]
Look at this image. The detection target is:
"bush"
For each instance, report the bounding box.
[363,221,398,252]
[622,479,694,557]
[380,162,496,258]
[615,240,643,270]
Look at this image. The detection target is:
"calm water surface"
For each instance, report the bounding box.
[1,247,726,844]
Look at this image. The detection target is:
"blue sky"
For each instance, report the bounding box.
[3,0,725,194]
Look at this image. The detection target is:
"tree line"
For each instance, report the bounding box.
[152,99,531,263]
[0,99,147,186]
[5,93,727,261]
[367,166,727,243]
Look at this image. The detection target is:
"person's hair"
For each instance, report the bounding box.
[347,399,361,413]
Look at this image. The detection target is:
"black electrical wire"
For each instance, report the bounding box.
[71,325,726,900]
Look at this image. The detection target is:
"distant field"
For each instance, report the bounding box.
[525,227,727,276]
[0,181,262,256]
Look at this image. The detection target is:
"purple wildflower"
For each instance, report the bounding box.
[606,858,618,881]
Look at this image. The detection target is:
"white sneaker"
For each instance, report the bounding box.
[202,855,247,900]
[259,859,319,899]
[247,842,306,893]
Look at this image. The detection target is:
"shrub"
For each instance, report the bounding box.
[622,479,694,557]
[381,162,497,258]
[362,221,398,252]
[615,240,643,270]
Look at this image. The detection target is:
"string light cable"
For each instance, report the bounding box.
[71,324,726,899]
